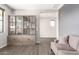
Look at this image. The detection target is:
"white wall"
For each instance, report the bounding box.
[40,12,58,38]
[59,4,79,37]
[13,10,40,15]
[0,4,12,48]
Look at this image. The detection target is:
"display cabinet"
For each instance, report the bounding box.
[8,15,36,45]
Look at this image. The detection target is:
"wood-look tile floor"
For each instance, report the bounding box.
[0,39,55,55]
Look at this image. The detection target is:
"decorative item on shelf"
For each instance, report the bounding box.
[26,22,29,27]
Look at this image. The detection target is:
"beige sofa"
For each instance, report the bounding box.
[51,35,79,55]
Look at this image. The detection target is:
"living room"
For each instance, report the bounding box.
[0,3,79,56]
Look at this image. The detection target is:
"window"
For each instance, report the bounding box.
[0,7,4,32]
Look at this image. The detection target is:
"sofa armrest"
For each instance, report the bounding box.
[58,50,79,55]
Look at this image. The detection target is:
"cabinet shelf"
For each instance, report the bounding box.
[9,16,36,36]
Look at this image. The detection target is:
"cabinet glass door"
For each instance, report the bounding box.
[16,16,23,35]
[9,16,15,35]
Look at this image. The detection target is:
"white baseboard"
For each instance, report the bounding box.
[0,44,7,49]
[40,37,56,39]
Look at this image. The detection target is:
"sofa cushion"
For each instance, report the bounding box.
[59,35,69,45]
[56,43,75,51]
[69,35,79,50]
[51,42,75,54]
[58,50,79,55]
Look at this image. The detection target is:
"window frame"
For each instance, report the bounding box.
[0,7,4,33]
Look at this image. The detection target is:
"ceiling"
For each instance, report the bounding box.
[7,4,63,11]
